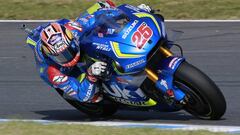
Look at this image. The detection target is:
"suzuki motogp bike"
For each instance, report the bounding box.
[23,4,226,120]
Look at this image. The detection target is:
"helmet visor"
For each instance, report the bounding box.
[50,41,79,64]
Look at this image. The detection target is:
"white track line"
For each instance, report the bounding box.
[0,20,240,23]
[0,119,240,134]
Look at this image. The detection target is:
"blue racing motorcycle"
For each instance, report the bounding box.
[23,4,226,120]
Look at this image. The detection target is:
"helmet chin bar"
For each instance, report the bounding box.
[61,52,81,67]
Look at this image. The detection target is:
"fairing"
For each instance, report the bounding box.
[80,4,184,107]
[81,4,164,73]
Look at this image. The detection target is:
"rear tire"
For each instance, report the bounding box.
[55,88,118,117]
[174,61,226,120]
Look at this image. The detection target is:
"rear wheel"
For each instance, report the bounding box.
[174,62,226,120]
[55,88,118,117]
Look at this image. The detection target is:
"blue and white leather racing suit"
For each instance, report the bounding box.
[26,2,120,103]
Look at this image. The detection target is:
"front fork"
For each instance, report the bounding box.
[145,47,186,102]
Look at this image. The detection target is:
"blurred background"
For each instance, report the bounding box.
[1,0,240,20]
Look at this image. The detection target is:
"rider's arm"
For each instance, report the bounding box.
[36,57,106,102]
[45,65,99,102]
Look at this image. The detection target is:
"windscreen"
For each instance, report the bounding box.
[94,12,130,37]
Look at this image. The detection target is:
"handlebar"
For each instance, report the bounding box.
[21,24,33,35]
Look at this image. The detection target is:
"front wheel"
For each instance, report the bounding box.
[174,61,226,120]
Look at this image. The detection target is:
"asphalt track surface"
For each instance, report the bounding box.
[0,22,239,126]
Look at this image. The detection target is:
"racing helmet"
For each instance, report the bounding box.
[40,23,80,67]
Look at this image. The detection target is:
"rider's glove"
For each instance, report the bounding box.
[87,62,107,82]
[137,4,152,13]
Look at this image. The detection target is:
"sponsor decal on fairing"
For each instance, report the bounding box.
[131,22,153,49]
[92,42,111,51]
[126,59,146,69]
[102,83,146,99]
[122,20,138,39]
[110,96,148,106]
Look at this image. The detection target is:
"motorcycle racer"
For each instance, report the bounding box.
[27,0,152,103]
[23,1,226,120]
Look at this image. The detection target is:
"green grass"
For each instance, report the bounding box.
[0,122,232,135]
[1,0,240,19]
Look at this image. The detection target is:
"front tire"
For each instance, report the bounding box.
[174,61,226,120]
[55,88,118,117]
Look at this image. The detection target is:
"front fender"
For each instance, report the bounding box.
[158,56,185,75]
[155,56,186,101]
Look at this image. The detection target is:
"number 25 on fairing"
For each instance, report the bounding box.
[131,22,153,49]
